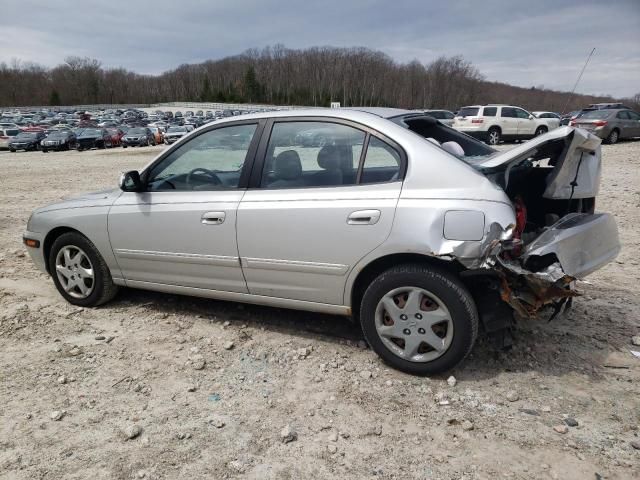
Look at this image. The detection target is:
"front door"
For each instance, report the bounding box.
[237,120,403,305]
[515,107,536,136]
[109,122,260,292]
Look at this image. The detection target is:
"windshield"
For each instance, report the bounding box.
[128,128,146,135]
[15,132,37,139]
[80,129,101,136]
[47,131,68,138]
[457,107,479,117]
[168,127,186,133]
[579,110,613,120]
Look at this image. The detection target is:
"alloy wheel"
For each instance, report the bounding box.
[375,287,454,362]
[55,245,95,299]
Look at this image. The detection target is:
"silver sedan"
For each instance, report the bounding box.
[24,109,620,375]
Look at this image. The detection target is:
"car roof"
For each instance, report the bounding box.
[205,107,413,124]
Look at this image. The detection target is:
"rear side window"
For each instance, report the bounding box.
[482,107,497,117]
[628,111,640,120]
[457,107,479,117]
[616,111,630,119]
[360,137,401,184]
[261,121,364,188]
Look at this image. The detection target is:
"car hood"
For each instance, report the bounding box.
[33,188,121,214]
[473,126,601,200]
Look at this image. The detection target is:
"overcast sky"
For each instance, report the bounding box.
[2,0,639,97]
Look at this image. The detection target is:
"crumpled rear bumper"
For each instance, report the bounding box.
[480,213,620,317]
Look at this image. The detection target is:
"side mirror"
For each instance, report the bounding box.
[119,170,144,192]
[529,114,534,120]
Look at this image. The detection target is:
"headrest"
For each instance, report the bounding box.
[317,145,341,170]
[441,141,465,156]
[274,150,302,180]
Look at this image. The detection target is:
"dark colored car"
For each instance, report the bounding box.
[41,130,77,152]
[8,131,46,152]
[121,127,156,147]
[76,128,112,150]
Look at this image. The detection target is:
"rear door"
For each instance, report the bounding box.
[236,118,404,305]
[626,110,640,137]
[499,107,518,136]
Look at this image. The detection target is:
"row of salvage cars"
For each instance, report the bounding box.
[23,108,620,375]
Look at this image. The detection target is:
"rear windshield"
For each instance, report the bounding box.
[580,110,612,119]
[457,107,479,117]
[16,132,37,138]
[81,129,101,135]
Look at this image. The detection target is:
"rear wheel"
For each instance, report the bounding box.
[487,127,501,145]
[360,264,479,375]
[49,232,119,307]
[606,129,619,144]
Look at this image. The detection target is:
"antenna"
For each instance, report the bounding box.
[563,48,596,114]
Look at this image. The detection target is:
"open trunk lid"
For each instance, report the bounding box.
[471,127,620,317]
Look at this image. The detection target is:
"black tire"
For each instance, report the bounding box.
[48,232,119,307]
[535,126,548,136]
[122,145,127,148]
[606,129,619,145]
[42,149,48,153]
[360,264,479,375]
[9,149,16,153]
[487,127,501,146]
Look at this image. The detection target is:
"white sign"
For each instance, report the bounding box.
[330,102,341,109]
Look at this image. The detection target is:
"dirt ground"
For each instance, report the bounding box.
[0,140,638,480]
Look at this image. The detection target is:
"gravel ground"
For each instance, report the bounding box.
[0,141,639,480]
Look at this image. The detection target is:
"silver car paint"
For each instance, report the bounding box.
[25,109,619,316]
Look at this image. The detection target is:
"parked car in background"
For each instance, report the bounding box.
[147,126,164,144]
[76,128,112,150]
[107,128,126,147]
[41,130,77,152]
[532,111,561,130]
[0,127,21,149]
[560,110,581,126]
[121,127,156,147]
[422,109,456,126]
[453,105,552,145]
[164,125,189,144]
[587,103,630,110]
[8,131,46,151]
[570,108,640,144]
[23,108,619,375]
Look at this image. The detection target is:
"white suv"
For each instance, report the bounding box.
[453,105,551,145]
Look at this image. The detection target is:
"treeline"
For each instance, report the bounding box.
[1,45,638,112]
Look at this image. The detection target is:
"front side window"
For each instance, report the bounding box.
[261,122,365,188]
[501,107,517,118]
[627,111,640,120]
[147,123,257,191]
[515,108,531,119]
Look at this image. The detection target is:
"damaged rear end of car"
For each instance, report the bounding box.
[467,126,620,319]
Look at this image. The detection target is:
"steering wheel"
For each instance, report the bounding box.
[186,167,222,187]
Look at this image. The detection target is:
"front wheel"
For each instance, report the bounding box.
[48,232,119,307]
[535,126,548,136]
[360,264,478,375]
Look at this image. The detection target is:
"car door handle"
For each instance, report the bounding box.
[201,211,225,225]
[347,209,381,225]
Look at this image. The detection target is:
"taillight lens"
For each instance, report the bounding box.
[593,120,608,127]
[471,118,484,124]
